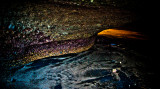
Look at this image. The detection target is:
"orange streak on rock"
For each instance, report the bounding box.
[98,29,146,40]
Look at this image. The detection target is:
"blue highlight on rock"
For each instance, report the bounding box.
[8,24,15,30]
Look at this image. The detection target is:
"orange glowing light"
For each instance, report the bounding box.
[98,29,146,39]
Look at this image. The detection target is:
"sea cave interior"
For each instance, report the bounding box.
[0,0,157,89]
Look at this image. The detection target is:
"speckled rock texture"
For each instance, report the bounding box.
[0,1,135,65]
[0,42,148,89]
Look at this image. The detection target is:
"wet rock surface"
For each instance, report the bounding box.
[0,1,155,89]
[0,36,156,89]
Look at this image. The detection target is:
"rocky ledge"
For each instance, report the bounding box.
[0,1,135,65]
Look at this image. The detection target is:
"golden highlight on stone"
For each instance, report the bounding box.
[98,29,146,40]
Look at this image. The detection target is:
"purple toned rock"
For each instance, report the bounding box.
[0,1,135,65]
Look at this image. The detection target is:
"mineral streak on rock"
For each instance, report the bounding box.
[12,36,95,65]
[0,1,135,65]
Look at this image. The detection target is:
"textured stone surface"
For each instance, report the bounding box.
[0,1,135,65]
[0,41,148,89]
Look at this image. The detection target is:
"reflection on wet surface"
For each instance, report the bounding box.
[0,29,156,89]
[0,34,155,89]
